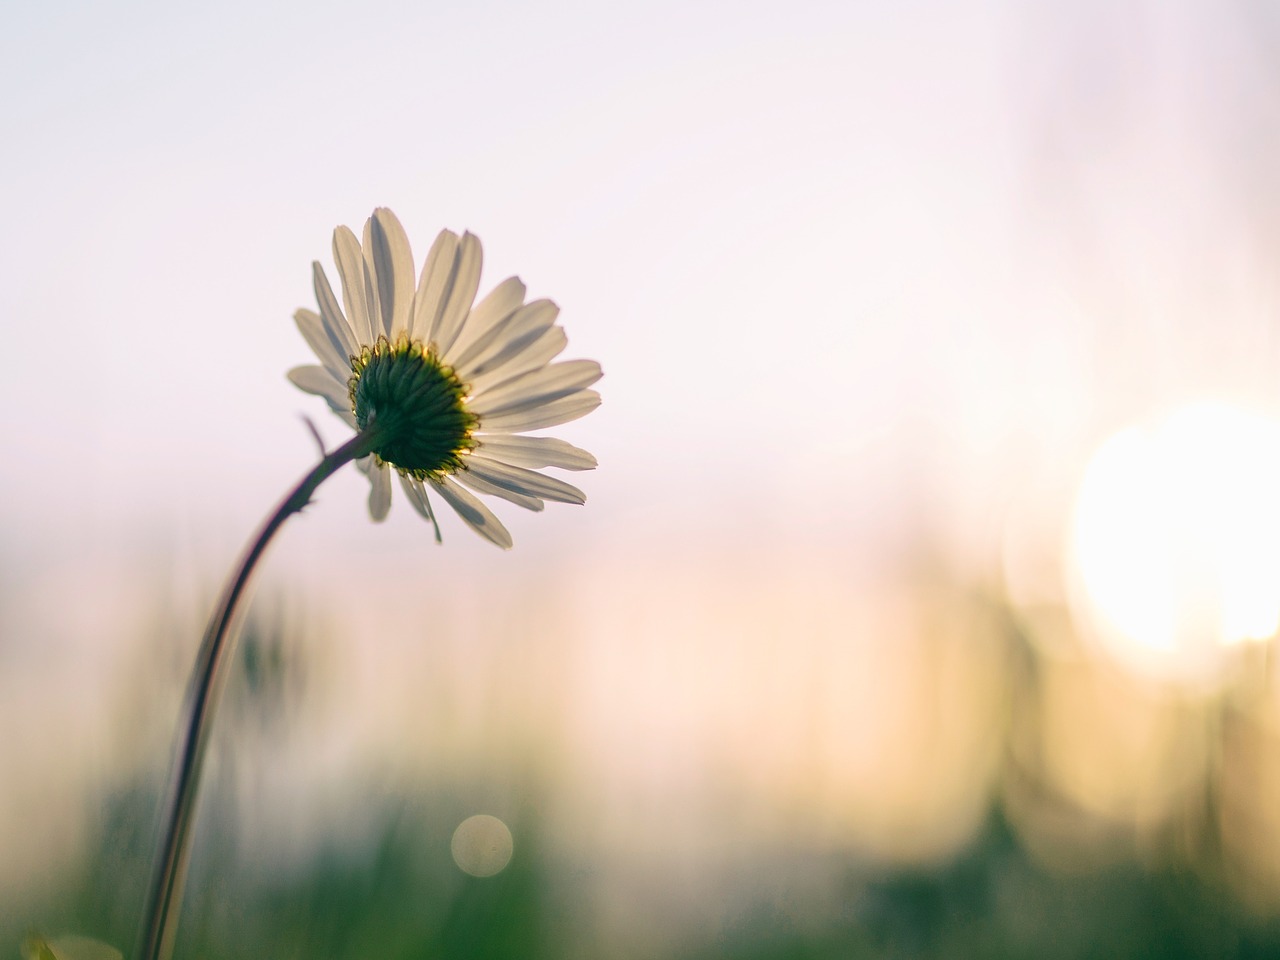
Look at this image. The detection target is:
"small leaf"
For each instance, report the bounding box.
[21,934,123,960]
[20,935,57,960]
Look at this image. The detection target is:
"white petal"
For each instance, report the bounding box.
[313,262,359,359]
[431,231,483,357]
[478,390,601,433]
[466,325,568,396]
[454,299,559,382]
[288,365,350,412]
[463,456,586,504]
[365,208,414,338]
[322,404,357,429]
[430,475,513,549]
[333,225,373,345]
[469,359,603,417]
[367,461,392,521]
[474,435,597,471]
[454,468,546,511]
[294,308,348,380]
[361,243,382,342]
[399,475,443,542]
[432,231,486,358]
[446,276,527,371]
[410,229,459,343]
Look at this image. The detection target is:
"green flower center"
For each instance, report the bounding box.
[348,335,477,480]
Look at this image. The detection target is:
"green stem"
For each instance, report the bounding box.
[137,430,376,960]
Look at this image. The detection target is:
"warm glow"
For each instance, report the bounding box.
[1069,402,1280,681]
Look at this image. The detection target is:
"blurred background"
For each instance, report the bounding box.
[5,0,1280,956]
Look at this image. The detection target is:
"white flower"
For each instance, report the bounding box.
[288,208,601,548]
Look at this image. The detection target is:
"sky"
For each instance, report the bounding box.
[1,0,1027,555]
[3,0,1277,567]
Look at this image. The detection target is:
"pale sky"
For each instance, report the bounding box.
[0,0,1008,556]
[2,0,1278,578]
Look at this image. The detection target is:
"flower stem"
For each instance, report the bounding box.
[137,430,376,960]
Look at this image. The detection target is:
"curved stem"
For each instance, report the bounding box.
[138,430,375,960]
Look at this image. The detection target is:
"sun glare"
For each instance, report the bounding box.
[1068,402,1280,683]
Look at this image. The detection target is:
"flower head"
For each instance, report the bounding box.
[289,208,600,548]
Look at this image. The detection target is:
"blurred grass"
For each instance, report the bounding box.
[7,582,1280,958]
[12,781,1280,959]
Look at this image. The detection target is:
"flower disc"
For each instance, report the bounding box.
[349,336,476,479]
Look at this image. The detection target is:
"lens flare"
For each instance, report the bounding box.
[1068,402,1280,683]
[450,814,514,877]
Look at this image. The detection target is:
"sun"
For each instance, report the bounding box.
[1068,401,1280,683]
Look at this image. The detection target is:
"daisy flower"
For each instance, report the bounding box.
[288,208,601,548]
